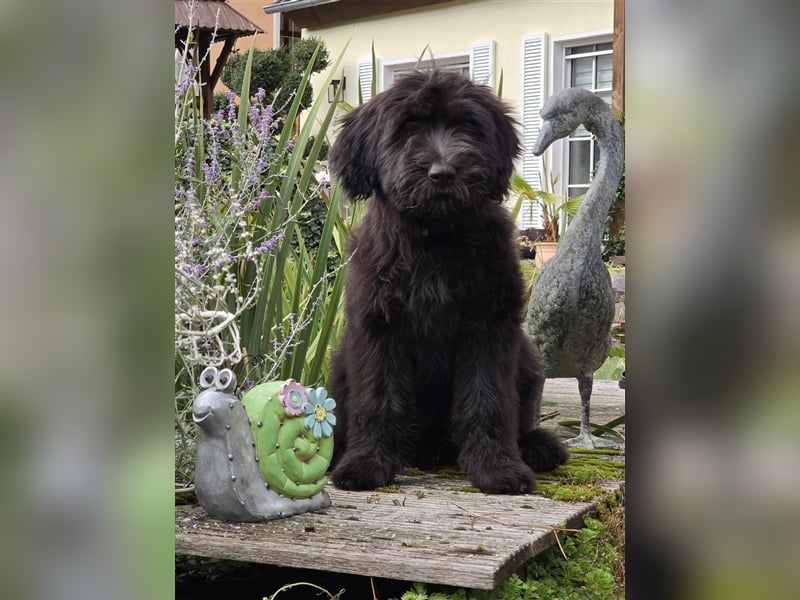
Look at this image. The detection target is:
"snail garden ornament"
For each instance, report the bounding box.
[192,367,335,521]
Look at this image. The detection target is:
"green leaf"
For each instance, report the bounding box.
[594,355,625,380]
[557,418,625,440]
[608,346,625,359]
[563,194,585,216]
[510,172,536,198]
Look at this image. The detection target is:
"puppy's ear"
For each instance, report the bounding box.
[329,101,381,200]
[487,100,523,202]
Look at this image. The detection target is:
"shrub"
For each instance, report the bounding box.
[602,113,625,260]
[221,37,330,115]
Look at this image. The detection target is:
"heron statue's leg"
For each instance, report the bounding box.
[565,372,619,449]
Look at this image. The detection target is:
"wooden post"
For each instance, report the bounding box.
[609,0,625,249]
[612,0,624,115]
[199,31,213,118]
[209,36,236,94]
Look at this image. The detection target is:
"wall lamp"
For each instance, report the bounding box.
[328,77,346,102]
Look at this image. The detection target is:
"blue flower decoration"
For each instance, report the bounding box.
[303,387,336,439]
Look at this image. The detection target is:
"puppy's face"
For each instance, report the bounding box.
[329,70,521,218]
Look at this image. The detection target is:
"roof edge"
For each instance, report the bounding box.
[263,0,341,15]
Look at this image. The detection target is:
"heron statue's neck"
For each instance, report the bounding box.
[560,110,624,253]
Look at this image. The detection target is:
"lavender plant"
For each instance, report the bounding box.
[175,36,350,489]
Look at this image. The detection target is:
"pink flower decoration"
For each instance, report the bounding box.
[279,378,307,416]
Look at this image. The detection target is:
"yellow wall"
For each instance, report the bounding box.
[307,0,612,120]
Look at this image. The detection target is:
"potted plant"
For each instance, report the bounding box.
[510,168,584,267]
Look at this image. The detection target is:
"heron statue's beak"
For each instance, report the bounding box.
[532,120,561,156]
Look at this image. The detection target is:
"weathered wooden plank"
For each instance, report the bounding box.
[176,377,625,589]
[543,378,626,442]
[177,474,611,589]
[543,378,625,405]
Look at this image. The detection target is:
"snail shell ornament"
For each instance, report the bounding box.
[191,367,333,521]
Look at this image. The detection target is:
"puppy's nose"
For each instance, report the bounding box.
[428,162,456,186]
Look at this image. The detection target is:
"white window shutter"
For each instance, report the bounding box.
[357,60,373,103]
[521,33,548,229]
[469,40,495,88]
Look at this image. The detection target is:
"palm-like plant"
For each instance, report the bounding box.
[510,167,584,242]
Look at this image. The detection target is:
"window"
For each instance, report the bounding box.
[563,41,612,199]
[383,56,470,89]
[518,32,612,231]
[373,41,495,95]
[278,14,300,49]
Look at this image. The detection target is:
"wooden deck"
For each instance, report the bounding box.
[176,378,625,590]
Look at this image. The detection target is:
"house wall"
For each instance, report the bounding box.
[298,0,613,228]
[306,0,612,116]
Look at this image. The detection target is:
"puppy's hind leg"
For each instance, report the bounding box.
[520,428,569,473]
[517,338,569,472]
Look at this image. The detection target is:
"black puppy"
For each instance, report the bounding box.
[328,70,568,494]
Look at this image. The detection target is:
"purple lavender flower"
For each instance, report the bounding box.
[248,103,260,125]
[174,63,200,104]
[200,163,221,185]
[226,96,237,121]
[245,231,284,261]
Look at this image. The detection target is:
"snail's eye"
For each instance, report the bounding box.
[200,367,217,388]
[215,368,236,392]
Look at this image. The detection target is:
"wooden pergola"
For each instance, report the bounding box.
[175,0,263,117]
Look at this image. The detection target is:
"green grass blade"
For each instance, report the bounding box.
[370,40,378,100]
[232,43,255,193]
[287,240,309,375]
[306,267,345,385]
[288,189,341,378]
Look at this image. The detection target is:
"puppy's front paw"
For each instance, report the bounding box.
[471,460,536,494]
[331,455,395,491]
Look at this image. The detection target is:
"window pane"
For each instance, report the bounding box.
[569,186,588,199]
[596,54,613,89]
[455,64,470,77]
[597,42,613,51]
[571,57,594,89]
[567,44,595,55]
[572,123,590,137]
[391,60,469,83]
[569,139,591,185]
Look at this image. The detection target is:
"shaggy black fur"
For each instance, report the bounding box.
[328,70,568,494]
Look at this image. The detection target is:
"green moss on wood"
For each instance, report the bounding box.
[375,484,401,493]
